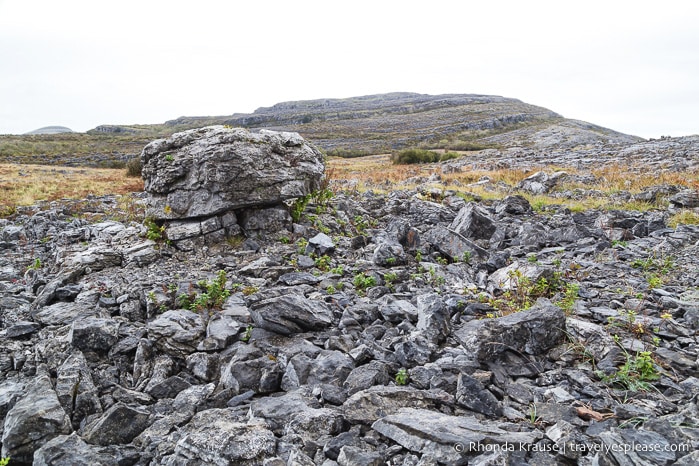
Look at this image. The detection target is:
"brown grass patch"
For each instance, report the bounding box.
[0,163,143,214]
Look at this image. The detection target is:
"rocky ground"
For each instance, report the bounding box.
[1,127,699,465]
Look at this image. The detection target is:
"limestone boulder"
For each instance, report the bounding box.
[141,126,325,220]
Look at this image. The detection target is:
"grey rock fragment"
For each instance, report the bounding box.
[69,316,120,352]
[82,402,151,446]
[454,301,566,360]
[147,309,206,358]
[249,294,334,335]
[371,408,539,464]
[165,409,276,465]
[1,375,71,463]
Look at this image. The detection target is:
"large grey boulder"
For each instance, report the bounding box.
[34,433,139,466]
[141,126,325,220]
[82,402,151,446]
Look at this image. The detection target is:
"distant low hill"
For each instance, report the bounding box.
[0,92,644,166]
[25,126,74,135]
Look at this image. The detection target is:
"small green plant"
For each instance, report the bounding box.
[241,325,253,343]
[556,282,580,314]
[330,265,344,275]
[436,255,448,265]
[599,350,660,392]
[527,254,538,264]
[165,154,174,162]
[313,218,331,234]
[487,269,565,316]
[279,235,290,244]
[0,457,10,466]
[314,254,332,271]
[462,251,472,264]
[187,270,231,315]
[415,250,423,262]
[326,285,336,294]
[290,194,311,222]
[353,215,369,234]
[611,239,628,248]
[27,258,42,271]
[144,218,166,242]
[647,273,663,289]
[311,188,334,211]
[385,257,397,266]
[353,272,377,292]
[297,238,309,255]
[395,368,409,385]
[528,404,542,426]
[384,271,398,291]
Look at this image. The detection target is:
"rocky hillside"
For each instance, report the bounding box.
[165,92,643,154]
[1,127,698,465]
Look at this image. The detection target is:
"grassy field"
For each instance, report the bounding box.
[0,163,143,216]
[1,155,697,226]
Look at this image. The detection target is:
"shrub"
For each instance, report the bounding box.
[126,157,142,177]
[325,148,375,158]
[179,270,231,315]
[445,141,492,151]
[390,148,461,165]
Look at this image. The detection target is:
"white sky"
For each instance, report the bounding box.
[1,0,698,138]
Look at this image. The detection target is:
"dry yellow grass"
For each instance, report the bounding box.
[0,163,143,214]
[327,154,699,213]
[1,156,697,219]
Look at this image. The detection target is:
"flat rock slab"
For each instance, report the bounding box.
[141,126,325,220]
[372,407,540,464]
[342,386,453,424]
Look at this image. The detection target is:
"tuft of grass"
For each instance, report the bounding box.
[668,209,699,228]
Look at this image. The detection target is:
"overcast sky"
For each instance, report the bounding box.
[1,0,698,138]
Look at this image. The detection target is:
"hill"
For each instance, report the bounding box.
[0,92,644,166]
[24,125,74,135]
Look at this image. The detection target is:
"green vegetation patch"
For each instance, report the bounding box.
[390,148,461,165]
